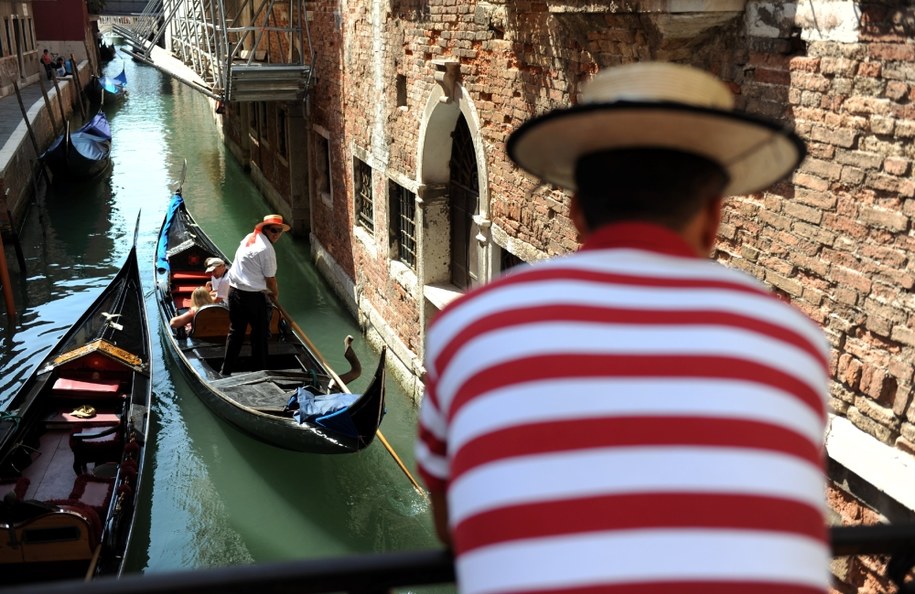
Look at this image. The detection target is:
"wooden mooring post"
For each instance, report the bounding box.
[0,237,15,320]
[0,189,18,319]
[12,82,52,188]
[37,75,63,135]
[50,76,68,129]
[70,53,87,120]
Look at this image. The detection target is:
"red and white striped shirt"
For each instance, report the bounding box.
[416,222,830,594]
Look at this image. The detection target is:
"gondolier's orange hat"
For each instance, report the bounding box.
[506,62,806,197]
[255,214,291,232]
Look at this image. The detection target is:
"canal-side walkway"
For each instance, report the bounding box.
[0,64,90,222]
[0,81,44,150]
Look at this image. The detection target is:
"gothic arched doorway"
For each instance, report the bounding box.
[448,114,479,290]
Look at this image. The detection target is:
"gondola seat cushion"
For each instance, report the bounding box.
[172,271,210,282]
[47,410,121,427]
[52,378,121,399]
[173,283,204,295]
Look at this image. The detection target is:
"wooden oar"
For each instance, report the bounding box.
[275,303,427,497]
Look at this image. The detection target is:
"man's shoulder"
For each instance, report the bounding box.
[437,249,823,335]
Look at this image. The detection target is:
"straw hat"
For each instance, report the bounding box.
[506,62,806,197]
[256,214,291,232]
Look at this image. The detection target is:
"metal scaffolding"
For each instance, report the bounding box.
[112,0,314,102]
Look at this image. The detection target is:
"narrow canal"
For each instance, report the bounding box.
[0,49,440,576]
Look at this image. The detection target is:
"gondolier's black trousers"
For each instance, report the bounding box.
[221,287,269,375]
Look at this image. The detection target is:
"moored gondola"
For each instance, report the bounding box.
[0,221,152,583]
[40,110,112,180]
[154,190,386,454]
[88,69,129,105]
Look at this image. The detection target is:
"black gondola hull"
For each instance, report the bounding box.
[0,245,152,583]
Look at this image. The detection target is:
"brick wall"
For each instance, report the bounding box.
[306,1,915,429]
[729,4,915,458]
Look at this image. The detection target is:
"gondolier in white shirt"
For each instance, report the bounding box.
[220,214,290,376]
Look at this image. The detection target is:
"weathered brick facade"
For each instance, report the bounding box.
[220,1,915,589]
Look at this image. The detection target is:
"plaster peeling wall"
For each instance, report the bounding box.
[747,1,861,42]
[797,0,862,43]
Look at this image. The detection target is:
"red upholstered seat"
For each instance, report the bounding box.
[172,271,210,281]
[45,411,121,428]
[52,378,120,398]
[173,283,203,294]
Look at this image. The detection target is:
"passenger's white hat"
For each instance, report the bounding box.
[205,257,225,273]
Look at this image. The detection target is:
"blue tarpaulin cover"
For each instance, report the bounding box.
[156,194,184,273]
[80,111,112,141]
[71,133,109,160]
[99,74,125,95]
[286,387,357,425]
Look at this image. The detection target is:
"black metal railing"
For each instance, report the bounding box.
[5,525,915,594]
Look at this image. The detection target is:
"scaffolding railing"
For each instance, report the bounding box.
[111,0,314,102]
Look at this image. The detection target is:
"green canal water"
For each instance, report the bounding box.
[0,50,440,577]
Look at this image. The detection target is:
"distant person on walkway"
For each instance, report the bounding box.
[220,214,290,375]
[204,257,229,303]
[41,49,53,80]
[169,286,214,333]
[415,62,831,594]
[54,57,67,78]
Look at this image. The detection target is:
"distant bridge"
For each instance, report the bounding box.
[98,14,158,35]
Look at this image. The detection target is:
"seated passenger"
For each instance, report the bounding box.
[204,257,229,303]
[169,287,214,333]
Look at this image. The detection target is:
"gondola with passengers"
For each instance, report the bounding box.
[154,189,387,454]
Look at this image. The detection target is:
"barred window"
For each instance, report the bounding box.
[4,19,11,56]
[248,103,257,135]
[276,107,287,158]
[389,181,416,269]
[257,102,268,141]
[354,158,374,232]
